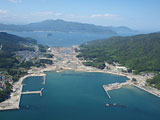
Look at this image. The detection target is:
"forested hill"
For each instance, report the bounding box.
[77,32,160,74]
[0,32,38,71]
[0,32,37,51]
[0,32,51,102]
[0,32,37,44]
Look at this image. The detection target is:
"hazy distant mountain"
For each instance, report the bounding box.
[0,19,137,36]
[106,26,138,35]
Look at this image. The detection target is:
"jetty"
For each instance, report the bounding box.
[43,74,46,84]
[22,88,44,96]
[103,81,131,99]
[106,90,111,99]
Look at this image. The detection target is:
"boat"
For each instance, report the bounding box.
[105,103,110,107]
[113,103,117,107]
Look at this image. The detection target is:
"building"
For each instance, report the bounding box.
[116,66,128,72]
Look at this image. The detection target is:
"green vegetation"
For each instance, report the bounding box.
[77,33,160,72]
[0,32,53,102]
[0,32,35,101]
[19,59,53,68]
[82,61,105,69]
[0,32,36,52]
[34,59,53,67]
[38,44,49,52]
[7,69,26,82]
[44,53,54,58]
[0,82,12,102]
[147,75,160,89]
[77,32,160,88]
[25,37,37,44]
[39,59,53,65]
[0,32,36,71]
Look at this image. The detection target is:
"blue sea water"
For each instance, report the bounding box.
[8,31,112,46]
[1,71,160,120]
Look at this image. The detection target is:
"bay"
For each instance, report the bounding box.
[1,71,160,120]
[8,31,112,47]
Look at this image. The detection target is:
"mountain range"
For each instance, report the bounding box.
[0,19,137,36]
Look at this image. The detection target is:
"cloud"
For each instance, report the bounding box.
[0,10,8,15]
[90,13,117,18]
[32,11,62,17]
[8,0,22,3]
[54,13,62,16]
[0,9,9,19]
[66,14,86,18]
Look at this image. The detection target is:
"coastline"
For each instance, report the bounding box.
[0,73,48,111]
[1,46,160,111]
[50,46,160,99]
[0,64,56,111]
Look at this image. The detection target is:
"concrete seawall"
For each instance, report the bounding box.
[103,81,131,99]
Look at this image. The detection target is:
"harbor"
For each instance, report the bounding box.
[1,47,160,112]
[22,88,44,96]
[1,46,160,119]
[0,73,46,111]
[103,81,131,99]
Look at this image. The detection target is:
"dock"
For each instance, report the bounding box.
[103,81,131,99]
[22,88,44,96]
[103,85,111,99]
[43,74,46,84]
[27,73,46,85]
[106,90,111,99]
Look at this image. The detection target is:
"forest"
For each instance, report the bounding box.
[77,32,160,88]
[0,32,51,101]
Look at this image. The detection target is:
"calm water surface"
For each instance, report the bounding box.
[8,31,113,46]
[1,71,160,120]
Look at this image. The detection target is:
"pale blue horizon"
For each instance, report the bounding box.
[0,0,160,32]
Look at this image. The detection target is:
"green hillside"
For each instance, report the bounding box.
[77,32,160,89]
[0,32,36,69]
[0,32,36,51]
[77,33,160,73]
[0,32,49,102]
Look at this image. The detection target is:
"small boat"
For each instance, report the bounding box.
[113,103,117,107]
[105,104,110,107]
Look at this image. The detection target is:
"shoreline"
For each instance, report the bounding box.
[1,46,160,111]
[50,46,160,99]
[0,67,54,111]
[103,70,160,98]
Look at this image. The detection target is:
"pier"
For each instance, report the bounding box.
[43,74,46,84]
[22,88,44,96]
[106,90,111,99]
[26,73,47,85]
[103,85,111,99]
[103,81,131,99]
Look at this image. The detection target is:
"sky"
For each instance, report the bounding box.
[0,0,160,32]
